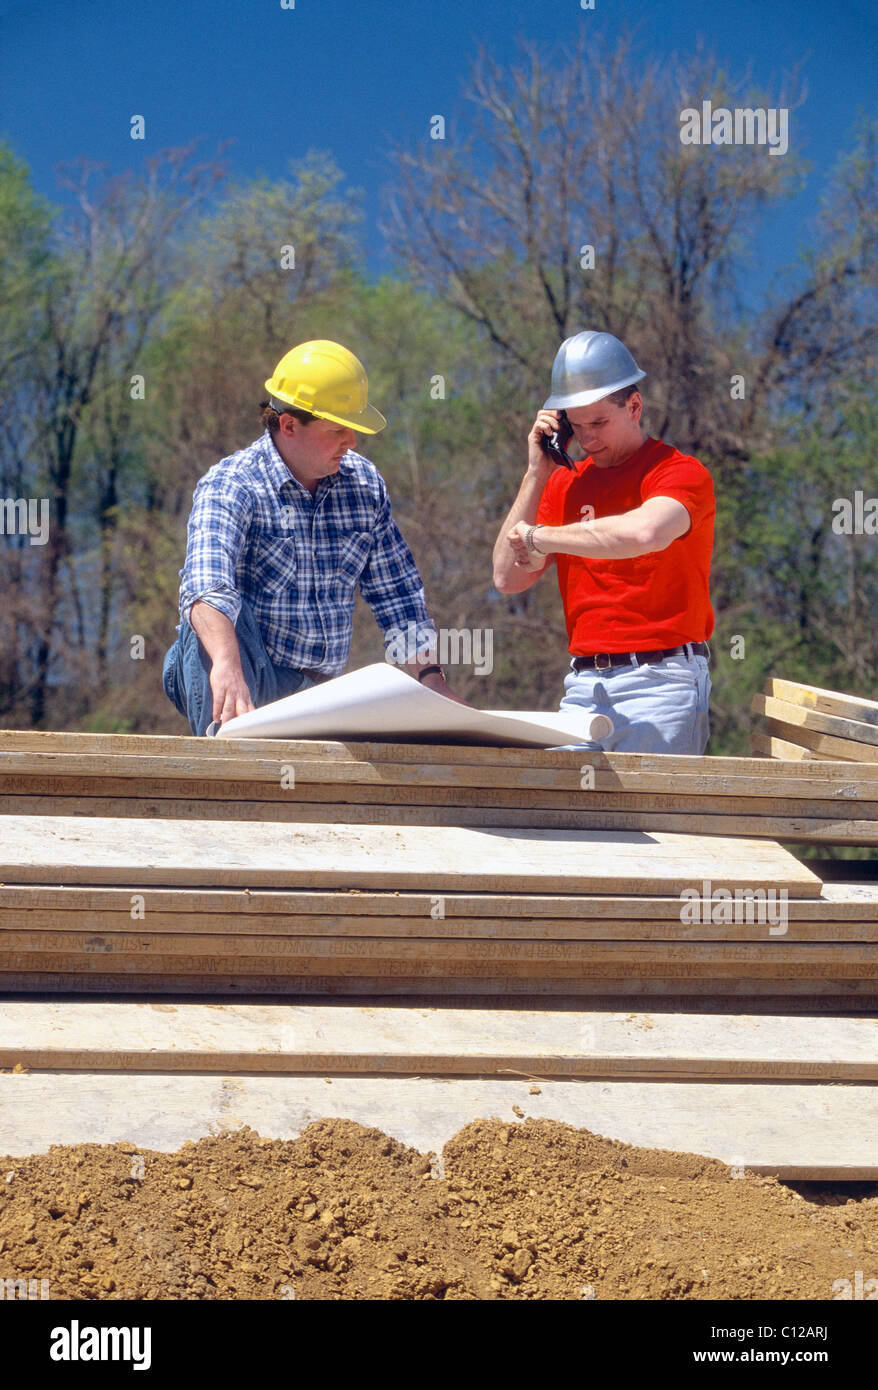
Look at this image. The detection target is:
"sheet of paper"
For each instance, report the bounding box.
[215,663,613,748]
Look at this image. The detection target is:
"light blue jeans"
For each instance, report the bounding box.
[556,648,712,753]
[161,599,321,737]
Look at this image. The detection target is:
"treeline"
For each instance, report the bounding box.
[0,39,875,750]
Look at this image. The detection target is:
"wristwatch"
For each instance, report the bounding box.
[524,524,545,554]
[417,664,443,683]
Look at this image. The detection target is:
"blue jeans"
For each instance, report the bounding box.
[556,648,712,753]
[161,600,320,737]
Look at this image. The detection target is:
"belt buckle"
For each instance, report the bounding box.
[594,652,612,670]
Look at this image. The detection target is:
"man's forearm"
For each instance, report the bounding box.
[493,465,552,589]
[189,601,244,669]
[534,515,657,560]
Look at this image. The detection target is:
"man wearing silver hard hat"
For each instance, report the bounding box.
[493,331,714,753]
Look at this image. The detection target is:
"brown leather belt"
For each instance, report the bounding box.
[572,642,708,672]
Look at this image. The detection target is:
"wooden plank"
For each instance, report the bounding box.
[766,678,878,729]
[2,883,872,918]
[3,1002,877,1082]
[0,816,823,894]
[750,732,831,762]
[1,884,872,917]
[755,694,878,751]
[1,970,876,1001]
[5,1071,877,1179]
[1,944,874,979]
[5,753,878,803]
[2,795,873,843]
[3,932,877,969]
[762,716,878,764]
[0,729,716,769]
[324,746,878,778]
[4,764,878,811]
[0,729,578,767]
[3,727,878,781]
[5,910,877,941]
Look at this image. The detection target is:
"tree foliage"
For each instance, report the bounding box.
[0,38,874,742]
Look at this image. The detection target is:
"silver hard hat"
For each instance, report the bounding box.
[544,331,646,410]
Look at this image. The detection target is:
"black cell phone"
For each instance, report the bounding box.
[540,409,575,468]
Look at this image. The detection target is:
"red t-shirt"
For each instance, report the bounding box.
[535,436,715,653]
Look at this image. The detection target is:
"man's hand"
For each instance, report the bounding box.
[491,411,562,594]
[190,601,256,727]
[507,520,548,572]
[527,409,565,475]
[418,670,471,706]
[209,659,256,726]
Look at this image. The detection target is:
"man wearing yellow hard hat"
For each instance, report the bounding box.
[162,340,461,734]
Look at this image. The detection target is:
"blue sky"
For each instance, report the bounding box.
[1,0,875,299]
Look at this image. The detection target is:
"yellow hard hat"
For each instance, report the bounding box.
[264,340,386,434]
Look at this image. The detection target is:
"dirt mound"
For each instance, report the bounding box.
[0,1119,875,1299]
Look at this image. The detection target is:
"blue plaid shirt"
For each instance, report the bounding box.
[178,431,436,674]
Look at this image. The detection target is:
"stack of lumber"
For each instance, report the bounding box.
[0,806,877,1005]
[7,998,878,1082]
[1,726,876,1176]
[4,1001,878,1177]
[752,678,878,764]
[1,726,876,1004]
[2,728,878,844]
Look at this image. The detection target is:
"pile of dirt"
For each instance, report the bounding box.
[1,1118,875,1299]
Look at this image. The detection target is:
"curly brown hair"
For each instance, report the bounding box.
[259,400,317,436]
